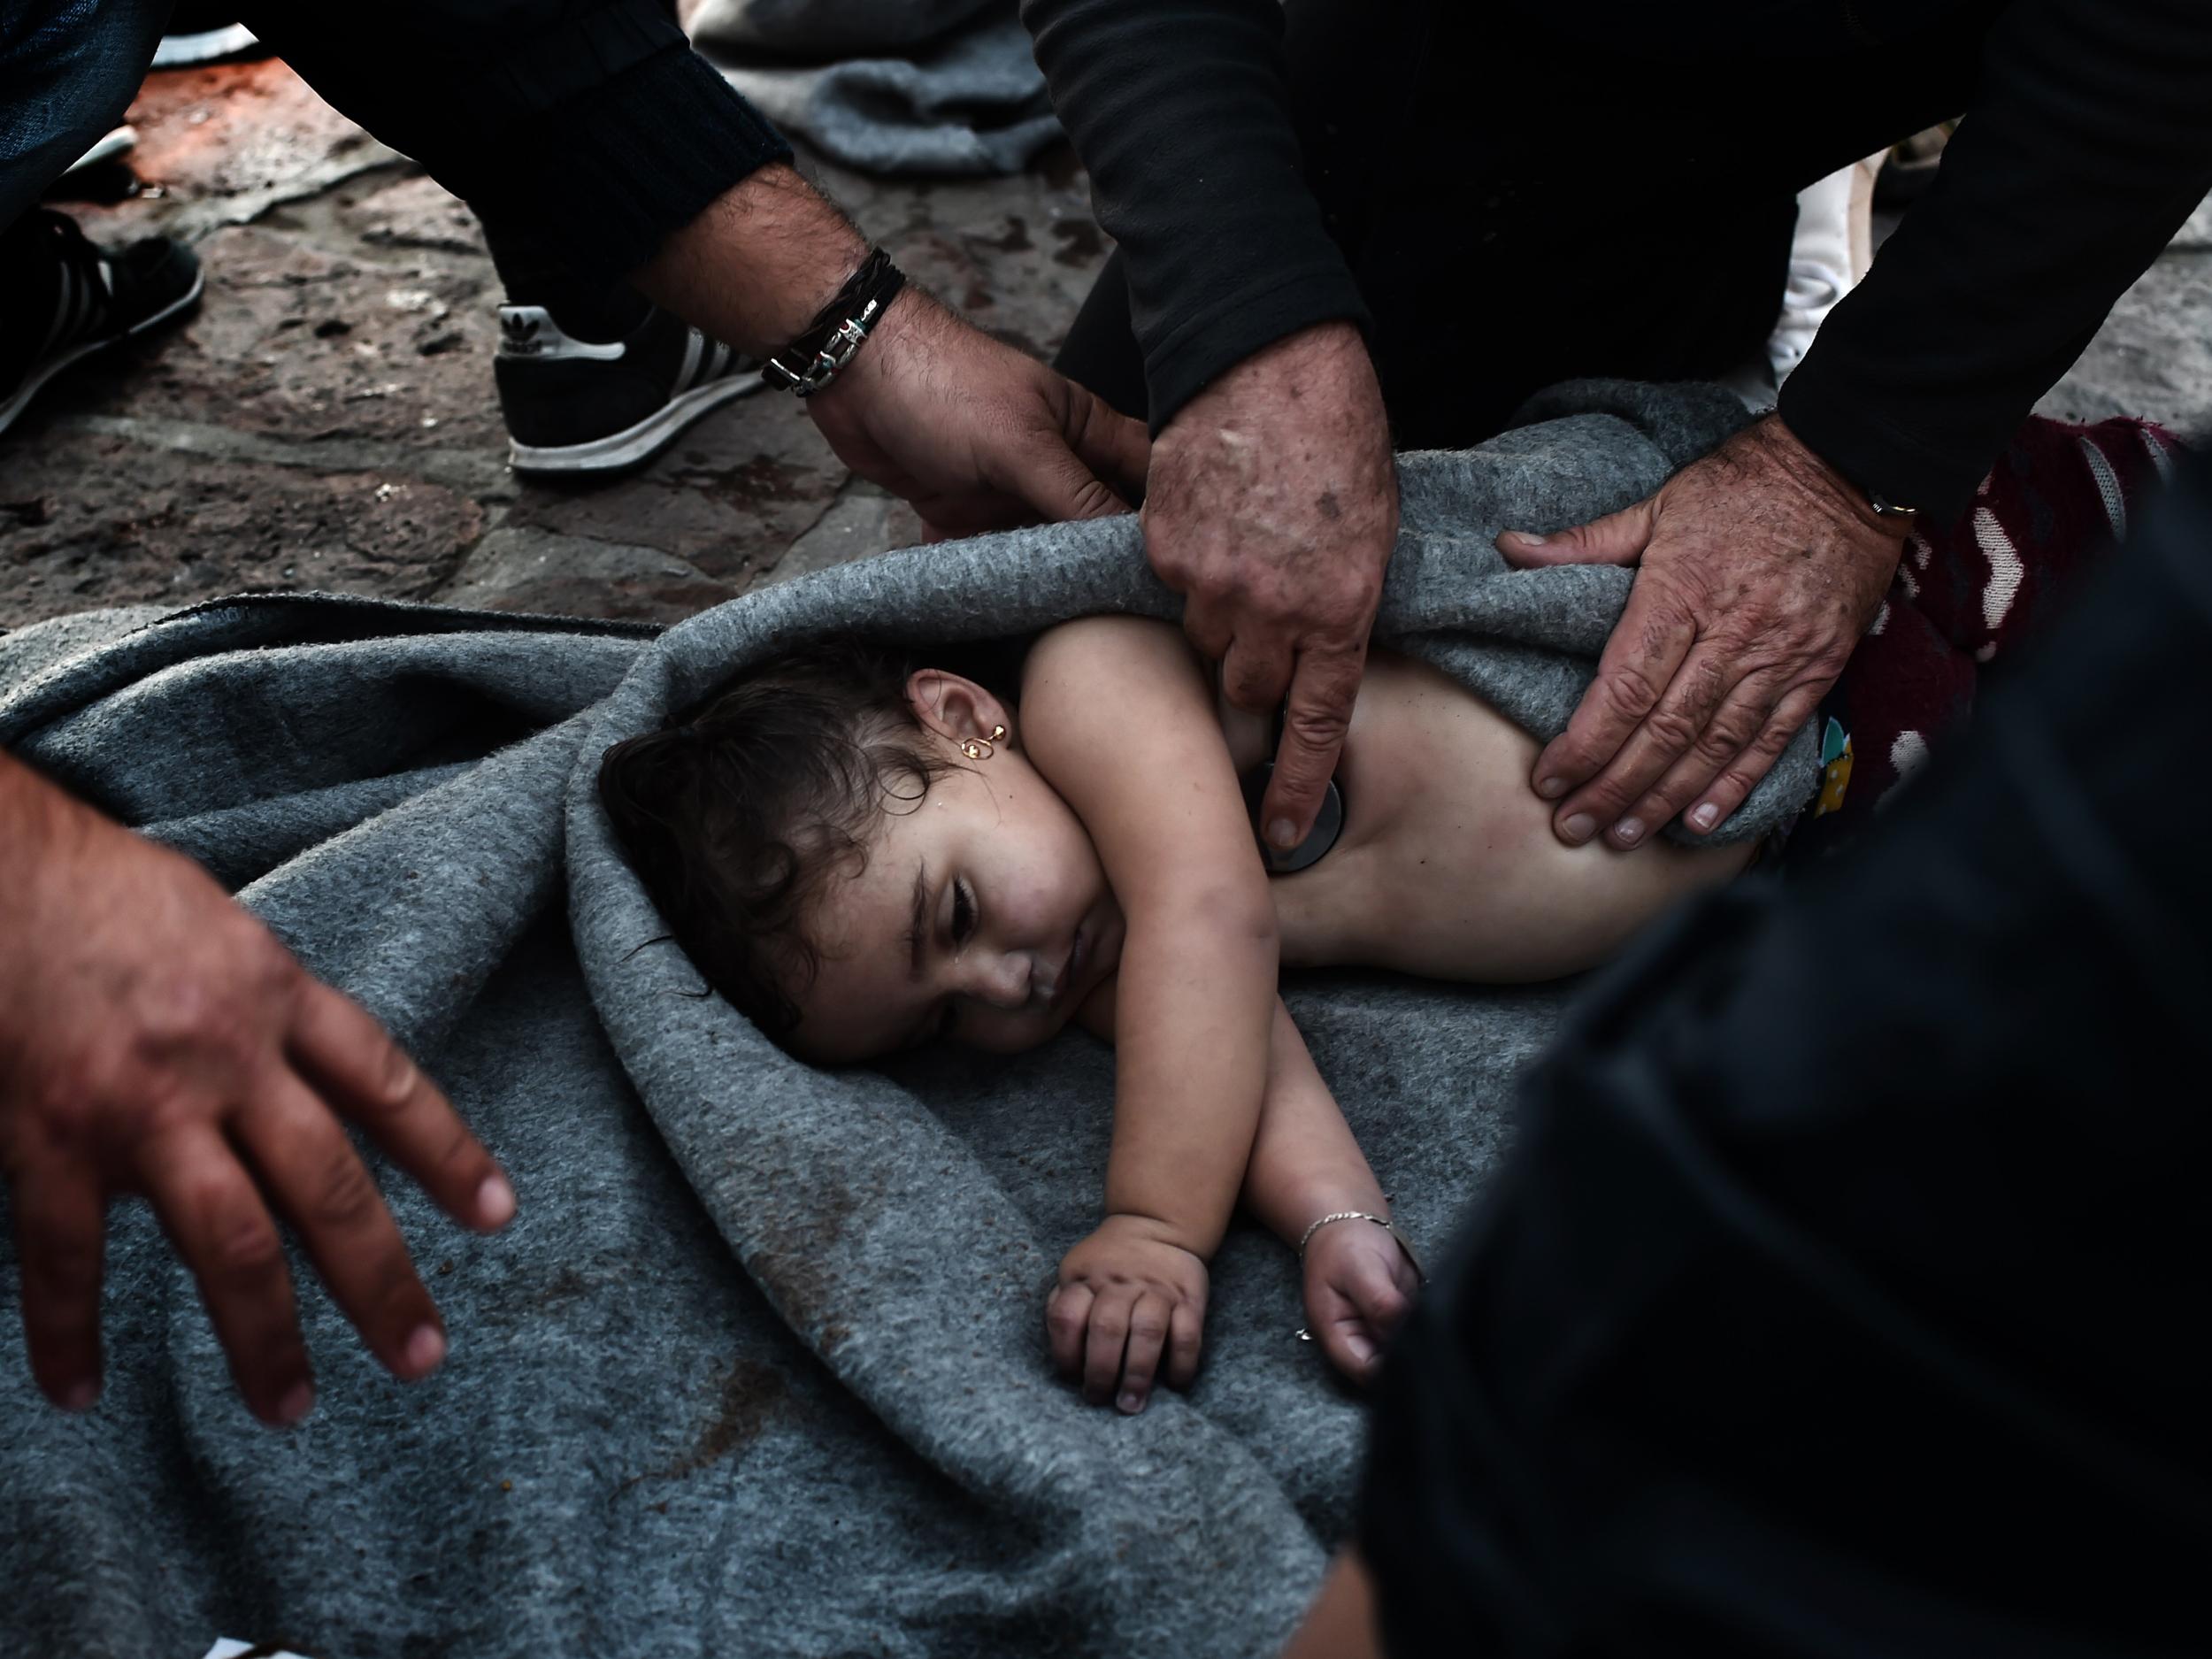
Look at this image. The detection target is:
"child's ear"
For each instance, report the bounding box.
[906,670,1014,747]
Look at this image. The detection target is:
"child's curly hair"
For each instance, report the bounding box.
[597,638,963,1038]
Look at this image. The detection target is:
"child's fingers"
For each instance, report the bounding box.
[1316,1314,1380,1385]
[1114,1292,1171,1415]
[1164,1297,1205,1392]
[1046,1281,1094,1379]
[1348,1256,1415,1341]
[1082,1287,1136,1406]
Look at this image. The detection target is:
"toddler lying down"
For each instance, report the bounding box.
[599,411,2176,1417]
[599,617,1750,1412]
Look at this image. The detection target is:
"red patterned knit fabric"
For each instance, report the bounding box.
[1786,415,2185,862]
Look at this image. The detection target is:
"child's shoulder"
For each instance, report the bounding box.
[1028,611,1191,667]
[1018,615,1231,796]
[1022,613,1203,705]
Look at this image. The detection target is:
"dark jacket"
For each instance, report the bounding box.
[1022,0,2212,520]
[236,0,790,285]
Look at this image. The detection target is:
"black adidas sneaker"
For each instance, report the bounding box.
[493,303,763,477]
[0,210,204,439]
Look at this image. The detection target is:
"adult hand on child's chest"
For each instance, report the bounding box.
[1143,321,1399,858]
[1499,413,1909,849]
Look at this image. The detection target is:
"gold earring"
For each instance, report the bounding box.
[960,724,1007,762]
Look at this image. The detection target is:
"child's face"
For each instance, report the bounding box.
[786,687,1124,1066]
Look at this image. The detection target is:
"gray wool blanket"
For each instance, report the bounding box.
[680,0,1063,176]
[0,383,1812,1657]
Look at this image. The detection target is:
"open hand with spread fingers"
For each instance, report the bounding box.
[1498,414,1909,849]
[0,754,516,1425]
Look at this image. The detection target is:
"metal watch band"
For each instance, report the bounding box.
[760,247,908,398]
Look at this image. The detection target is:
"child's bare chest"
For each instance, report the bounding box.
[1217,652,1752,982]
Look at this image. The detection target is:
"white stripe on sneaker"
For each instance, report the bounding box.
[672,329,703,397]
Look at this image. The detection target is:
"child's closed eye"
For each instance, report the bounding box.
[952,878,977,943]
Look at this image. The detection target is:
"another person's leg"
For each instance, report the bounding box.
[1051,248,1147,424]
[465,0,761,478]
[0,0,169,227]
[1,0,203,437]
[478,217,760,477]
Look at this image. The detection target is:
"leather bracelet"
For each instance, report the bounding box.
[760,247,907,397]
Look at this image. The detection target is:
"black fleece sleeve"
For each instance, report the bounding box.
[1019,0,1371,430]
[238,0,791,285]
[1356,453,2212,1654]
[1778,0,2212,523]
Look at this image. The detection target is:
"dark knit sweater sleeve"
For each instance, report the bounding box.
[1778,0,2212,524]
[238,0,790,284]
[1019,0,1371,430]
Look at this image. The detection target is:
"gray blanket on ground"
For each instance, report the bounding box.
[0,383,1809,1657]
[682,0,1061,176]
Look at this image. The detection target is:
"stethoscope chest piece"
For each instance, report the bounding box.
[1240,761,1345,875]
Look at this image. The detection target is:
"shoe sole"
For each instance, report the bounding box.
[0,265,204,439]
[507,373,764,477]
[65,127,138,177]
[150,23,261,67]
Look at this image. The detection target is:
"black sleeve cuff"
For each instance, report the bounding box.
[1142,267,1373,434]
[1776,350,2002,527]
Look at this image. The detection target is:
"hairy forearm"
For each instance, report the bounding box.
[1240,1001,1386,1245]
[1103,899,1279,1257]
[629,163,868,357]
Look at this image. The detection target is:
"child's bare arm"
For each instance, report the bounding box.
[1024,617,1279,1258]
[1025,617,1278,1411]
[1242,1002,1417,1384]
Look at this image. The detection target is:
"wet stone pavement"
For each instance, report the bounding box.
[3,60,2208,633]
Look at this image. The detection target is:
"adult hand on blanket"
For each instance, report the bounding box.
[1145,323,1399,853]
[1499,413,1909,848]
[1301,1218,1418,1386]
[0,755,516,1426]
[1048,1215,1209,1415]
[808,288,1151,536]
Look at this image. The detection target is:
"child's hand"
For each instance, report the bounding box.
[1048,1216,1209,1415]
[1301,1217,1419,1385]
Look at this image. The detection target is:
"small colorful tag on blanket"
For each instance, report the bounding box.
[1812,718,1854,818]
[204,1640,317,1659]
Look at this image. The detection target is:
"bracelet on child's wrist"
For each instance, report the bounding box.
[1294,1208,1426,1348]
[1295,1209,1425,1280]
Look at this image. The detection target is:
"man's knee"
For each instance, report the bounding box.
[0,0,171,227]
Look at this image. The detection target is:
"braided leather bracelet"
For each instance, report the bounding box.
[760,246,907,397]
